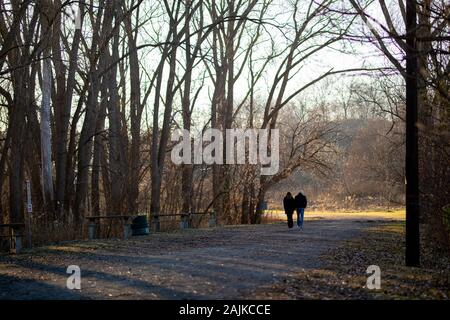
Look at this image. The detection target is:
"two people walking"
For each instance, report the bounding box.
[283,192,307,229]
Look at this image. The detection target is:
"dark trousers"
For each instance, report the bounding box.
[286,212,294,228]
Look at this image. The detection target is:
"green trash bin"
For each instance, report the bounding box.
[131,215,150,236]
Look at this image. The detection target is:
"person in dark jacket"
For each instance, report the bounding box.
[294,192,308,229]
[283,192,296,229]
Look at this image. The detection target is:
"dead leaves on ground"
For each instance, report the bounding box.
[252,222,450,300]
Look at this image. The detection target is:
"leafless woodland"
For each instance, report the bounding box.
[0,0,448,252]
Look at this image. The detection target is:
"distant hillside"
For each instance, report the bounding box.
[266,118,405,211]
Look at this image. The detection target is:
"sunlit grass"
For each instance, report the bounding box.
[262,209,406,221]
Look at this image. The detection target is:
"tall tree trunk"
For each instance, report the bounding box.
[150,61,165,219]
[55,1,84,219]
[40,56,55,216]
[73,71,100,225]
[107,38,125,215]
[181,1,194,214]
[152,44,178,216]
[222,2,235,222]
[40,1,55,217]
[91,99,106,216]
[150,8,181,218]
[6,1,39,225]
[124,3,142,215]
[9,68,27,224]
[405,0,420,267]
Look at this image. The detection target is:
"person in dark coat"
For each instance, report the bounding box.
[283,192,296,229]
[294,192,308,229]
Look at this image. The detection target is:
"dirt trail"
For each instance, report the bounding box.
[0,219,392,299]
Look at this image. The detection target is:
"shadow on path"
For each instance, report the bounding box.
[0,219,381,299]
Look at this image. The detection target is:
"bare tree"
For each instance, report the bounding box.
[347,0,450,264]
[39,0,55,216]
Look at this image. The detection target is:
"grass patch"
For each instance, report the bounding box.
[262,209,405,223]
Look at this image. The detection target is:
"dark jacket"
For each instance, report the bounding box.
[283,196,296,214]
[295,193,307,208]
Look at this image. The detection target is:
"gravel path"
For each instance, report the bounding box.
[0,219,389,300]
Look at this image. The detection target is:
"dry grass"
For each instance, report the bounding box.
[261,209,405,223]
